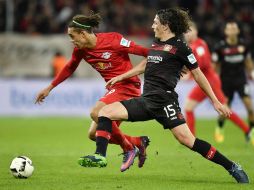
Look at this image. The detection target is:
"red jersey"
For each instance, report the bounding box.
[52,32,148,87]
[189,38,216,80]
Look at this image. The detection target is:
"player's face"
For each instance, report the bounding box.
[67,27,87,49]
[224,23,240,38]
[152,15,165,39]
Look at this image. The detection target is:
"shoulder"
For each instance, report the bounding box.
[99,32,123,40]
[213,40,225,51]
[238,38,247,46]
[175,37,192,54]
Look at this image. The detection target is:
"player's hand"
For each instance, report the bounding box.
[106,75,124,88]
[35,85,53,104]
[213,101,232,118]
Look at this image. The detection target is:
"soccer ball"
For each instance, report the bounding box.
[10,156,34,178]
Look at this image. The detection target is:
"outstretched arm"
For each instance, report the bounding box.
[190,67,231,117]
[35,56,80,104]
[106,59,147,87]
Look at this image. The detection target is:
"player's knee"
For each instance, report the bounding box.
[90,109,99,122]
[98,106,111,118]
[184,101,194,112]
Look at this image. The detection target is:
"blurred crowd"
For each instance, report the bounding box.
[0,0,254,50]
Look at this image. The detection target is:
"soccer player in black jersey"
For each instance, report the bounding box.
[212,21,254,145]
[79,8,249,183]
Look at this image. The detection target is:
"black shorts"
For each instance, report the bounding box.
[120,90,186,129]
[222,81,250,104]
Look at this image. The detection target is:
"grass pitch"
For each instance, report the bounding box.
[0,117,253,190]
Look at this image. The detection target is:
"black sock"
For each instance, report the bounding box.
[95,116,112,157]
[217,117,225,129]
[192,138,233,170]
[96,137,109,157]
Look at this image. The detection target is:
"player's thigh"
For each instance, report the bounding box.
[99,102,129,120]
[99,85,141,104]
[187,85,206,104]
[242,96,254,111]
[212,85,227,104]
[121,97,153,122]
[184,98,199,111]
[155,98,186,130]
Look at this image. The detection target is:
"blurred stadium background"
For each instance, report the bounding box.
[0,0,253,117]
[0,1,254,189]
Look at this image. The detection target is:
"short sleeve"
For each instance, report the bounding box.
[211,42,222,63]
[178,42,199,70]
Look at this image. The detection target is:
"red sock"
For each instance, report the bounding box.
[229,111,249,133]
[186,110,195,135]
[109,121,133,152]
[115,121,141,148]
[124,135,142,148]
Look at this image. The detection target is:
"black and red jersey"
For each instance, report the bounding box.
[212,39,251,84]
[143,36,198,96]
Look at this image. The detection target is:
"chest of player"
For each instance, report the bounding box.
[82,50,126,70]
[147,48,180,68]
[220,46,246,64]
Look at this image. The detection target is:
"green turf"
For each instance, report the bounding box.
[0,117,253,190]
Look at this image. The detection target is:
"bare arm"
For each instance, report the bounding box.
[245,56,254,79]
[190,67,231,117]
[106,59,147,87]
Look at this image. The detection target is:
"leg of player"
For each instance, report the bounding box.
[87,101,150,166]
[215,115,226,143]
[184,98,199,136]
[171,123,249,183]
[214,85,251,143]
[79,102,140,172]
[242,96,254,145]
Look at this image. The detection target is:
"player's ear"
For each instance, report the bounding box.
[80,30,88,38]
[163,24,169,31]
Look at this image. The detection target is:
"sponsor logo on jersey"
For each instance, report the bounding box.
[163,44,172,51]
[120,38,131,47]
[147,55,163,63]
[101,52,112,59]
[238,45,245,53]
[187,53,197,64]
[95,62,112,70]
[224,55,244,63]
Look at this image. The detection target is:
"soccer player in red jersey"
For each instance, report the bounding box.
[184,22,253,143]
[35,13,150,171]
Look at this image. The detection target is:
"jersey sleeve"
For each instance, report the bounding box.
[178,42,199,70]
[211,42,222,63]
[113,32,149,57]
[51,48,82,87]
